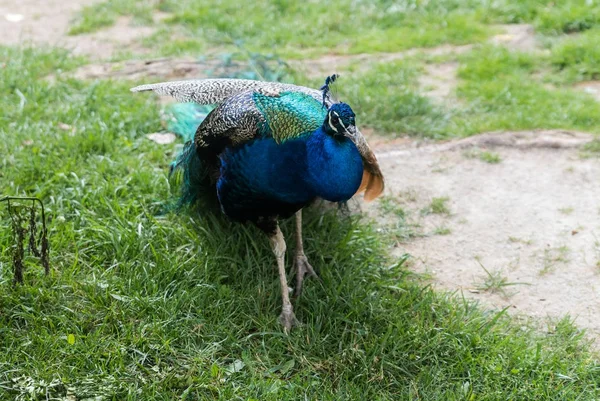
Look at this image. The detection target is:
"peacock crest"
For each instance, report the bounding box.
[320,73,339,108]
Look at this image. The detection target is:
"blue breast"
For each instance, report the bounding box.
[306,129,364,202]
[216,129,363,222]
[216,137,315,221]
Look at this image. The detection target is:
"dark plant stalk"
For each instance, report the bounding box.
[1,196,50,283]
[8,201,25,284]
[29,203,41,257]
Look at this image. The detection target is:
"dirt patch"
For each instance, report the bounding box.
[293,44,473,80]
[418,62,460,103]
[368,130,600,343]
[415,24,539,105]
[0,0,155,58]
[72,57,210,80]
[62,22,540,90]
[490,24,539,52]
[373,130,594,154]
[574,81,600,102]
[294,24,539,82]
[71,43,474,81]
[0,0,97,46]
[69,16,155,57]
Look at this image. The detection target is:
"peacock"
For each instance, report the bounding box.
[131,75,384,331]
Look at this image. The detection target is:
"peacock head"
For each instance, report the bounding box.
[323,103,357,140]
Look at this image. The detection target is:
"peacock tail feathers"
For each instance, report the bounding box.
[131,79,336,107]
[168,142,206,204]
[164,103,216,208]
[163,102,212,142]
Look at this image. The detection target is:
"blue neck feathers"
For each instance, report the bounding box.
[306,128,363,202]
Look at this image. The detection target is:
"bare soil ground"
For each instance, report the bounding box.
[366,131,600,339]
[3,1,600,342]
[0,0,152,57]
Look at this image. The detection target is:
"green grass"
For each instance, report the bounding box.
[551,28,600,83]
[509,236,534,245]
[378,196,406,219]
[465,148,503,164]
[581,139,600,158]
[68,1,155,35]
[140,27,209,57]
[421,197,452,216]
[434,226,452,235]
[2,45,600,399]
[326,61,450,138]
[531,1,600,34]
[479,151,502,164]
[69,0,495,59]
[558,207,575,215]
[476,262,527,296]
[481,0,600,34]
[449,46,600,136]
[293,44,600,138]
[540,245,571,276]
[68,0,600,59]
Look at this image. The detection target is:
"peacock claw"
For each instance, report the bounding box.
[293,253,318,300]
[279,306,299,333]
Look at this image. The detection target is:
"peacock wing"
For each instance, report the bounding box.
[192,89,325,151]
[252,91,326,143]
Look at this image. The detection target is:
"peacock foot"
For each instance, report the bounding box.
[279,304,299,333]
[293,252,319,300]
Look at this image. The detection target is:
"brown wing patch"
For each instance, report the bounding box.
[355,169,384,201]
[363,171,384,201]
[353,128,384,201]
[356,171,369,194]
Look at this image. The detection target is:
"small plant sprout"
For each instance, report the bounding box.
[422,196,451,216]
[476,261,529,296]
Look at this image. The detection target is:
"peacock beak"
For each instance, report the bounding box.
[343,125,359,141]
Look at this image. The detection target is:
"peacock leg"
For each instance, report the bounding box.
[293,210,318,300]
[270,224,298,332]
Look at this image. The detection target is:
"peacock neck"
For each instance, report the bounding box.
[305,128,364,203]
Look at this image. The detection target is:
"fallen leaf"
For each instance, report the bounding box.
[225,360,245,375]
[5,14,24,22]
[146,132,177,144]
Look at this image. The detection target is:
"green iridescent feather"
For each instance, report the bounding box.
[164,103,215,206]
[164,102,213,142]
[253,91,326,142]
